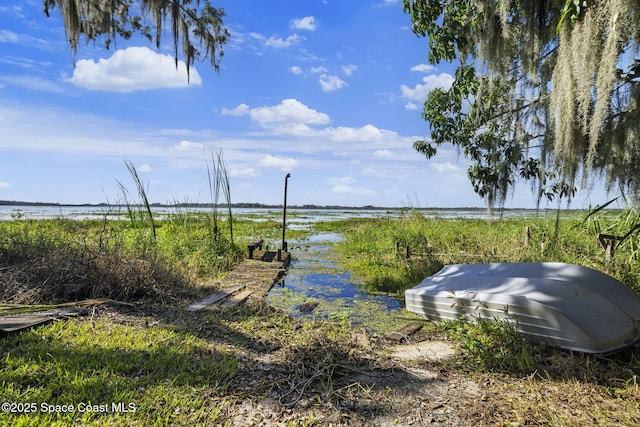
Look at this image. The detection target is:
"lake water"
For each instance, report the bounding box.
[267,232,410,333]
[0,204,558,223]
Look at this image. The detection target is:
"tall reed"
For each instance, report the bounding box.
[207,149,234,244]
[116,159,156,239]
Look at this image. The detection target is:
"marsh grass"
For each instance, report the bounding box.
[318,210,640,294]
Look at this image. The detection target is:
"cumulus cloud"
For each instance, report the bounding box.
[219,99,410,149]
[68,46,201,92]
[291,16,317,31]
[265,34,303,48]
[405,102,419,110]
[221,103,250,116]
[259,154,299,171]
[249,98,331,128]
[319,74,346,92]
[400,72,454,101]
[0,181,11,189]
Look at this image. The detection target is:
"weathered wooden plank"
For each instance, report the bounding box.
[220,290,254,308]
[185,250,290,310]
[0,308,88,333]
[185,285,244,311]
[385,322,424,342]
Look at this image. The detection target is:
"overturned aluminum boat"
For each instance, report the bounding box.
[405,262,640,354]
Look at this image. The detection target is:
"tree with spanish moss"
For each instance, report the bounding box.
[43,0,229,78]
[404,0,640,213]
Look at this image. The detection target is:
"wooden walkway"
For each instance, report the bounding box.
[185,250,290,311]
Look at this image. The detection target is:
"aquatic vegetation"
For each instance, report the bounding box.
[322,209,640,294]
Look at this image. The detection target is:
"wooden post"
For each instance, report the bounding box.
[598,234,624,263]
[405,245,410,259]
[395,242,400,258]
[540,232,546,251]
[524,226,530,247]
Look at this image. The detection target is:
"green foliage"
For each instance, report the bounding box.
[404,0,640,209]
[326,210,640,294]
[445,314,539,374]
[43,0,229,77]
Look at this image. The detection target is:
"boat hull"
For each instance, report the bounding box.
[405,263,640,354]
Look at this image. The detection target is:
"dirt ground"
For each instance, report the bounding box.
[95,303,503,427]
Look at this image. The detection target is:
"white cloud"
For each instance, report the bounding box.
[310,66,328,74]
[265,34,303,48]
[327,176,356,186]
[361,168,387,178]
[230,167,259,177]
[138,164,153,173]
[323,124,384,143]
[68,46,202,92]
[342,64,357,76]
[405,102,419,110]
[291,16,317,31]
[319,74,347,92]
[289,66,303,75]
[431,161,464,173]
[0,30,19,43]
[0,75,64,93]
[249,98,331,128]
[170,140,203,152]
[0,29,51,50]
[222,103,250,116]
[330,184,374,195]
[0,181,11,188]
[374,149,392,157]
[400,72,454,101]
[259,154,299,171]
[410,63,436,72]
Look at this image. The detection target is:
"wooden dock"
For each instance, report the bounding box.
[185,250,290,311]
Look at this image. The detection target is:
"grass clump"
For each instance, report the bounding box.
[444,315,539,375]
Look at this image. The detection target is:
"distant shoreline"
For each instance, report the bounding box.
[0,200,592,212]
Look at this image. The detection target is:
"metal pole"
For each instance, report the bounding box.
[282,173,291,252]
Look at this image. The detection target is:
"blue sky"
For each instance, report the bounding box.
[0,0,608,208]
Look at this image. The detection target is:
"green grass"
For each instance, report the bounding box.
[0,317,237,426]
[316,209,640,294]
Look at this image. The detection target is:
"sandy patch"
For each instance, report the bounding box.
[390,339,456,362]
